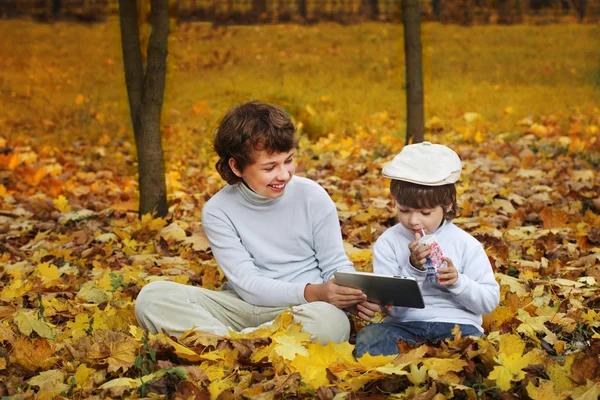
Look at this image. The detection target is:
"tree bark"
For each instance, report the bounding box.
[118,0,169,218]
[402,0,424,144]
[298,0,307,19]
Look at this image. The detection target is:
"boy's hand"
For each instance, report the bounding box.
[437,257,458,286]
[304,279,367,308]
[408,231,429,271]
[346,300,382,322]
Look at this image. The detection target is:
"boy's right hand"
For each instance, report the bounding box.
[408,231,429,271]
[304,279,367,308]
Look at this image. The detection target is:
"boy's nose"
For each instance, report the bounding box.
[277,166,290,180]
[408,213,420,225]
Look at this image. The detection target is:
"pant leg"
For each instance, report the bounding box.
[135,281,281,337]
[427,322,482,342]
[135,281,350,344]
[354,321,429,357]
[290,302,351,345]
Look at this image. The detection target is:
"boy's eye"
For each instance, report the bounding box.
[285,158,293,164]
[264,166,275,172]
[421,212,432,216]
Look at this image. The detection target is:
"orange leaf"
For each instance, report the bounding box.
[539,207,569,229]
[12,337,58,371]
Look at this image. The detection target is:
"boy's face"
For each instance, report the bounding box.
[230,149,295,199]
[395,204,446,236]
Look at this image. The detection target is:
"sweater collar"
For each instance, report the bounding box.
[236,177,292,205]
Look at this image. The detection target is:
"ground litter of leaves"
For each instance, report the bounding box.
[1,106,600,399]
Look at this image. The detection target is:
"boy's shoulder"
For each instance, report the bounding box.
[439,222,481,246]
[203,184,237,214]
[290,175,332,200]
[375,224,411,246]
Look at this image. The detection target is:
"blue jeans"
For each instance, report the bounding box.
[354,321,481,358]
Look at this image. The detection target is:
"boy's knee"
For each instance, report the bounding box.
[354,324,396,358]
[295,302,350,345]
[135,280,177,320]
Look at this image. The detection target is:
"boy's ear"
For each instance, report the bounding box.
[228,158,243,177]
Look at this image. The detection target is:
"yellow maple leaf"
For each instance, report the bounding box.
[422,357,468,378]
[76,281,108,305]
[66,313,91,339]
[375,362,411,376]
[1,278,33,299]
[526,380,570,400]
[53,195,71,213]
[489,335,546,391]
[273,334,310,360]
[516,309,552,342]
[570,380,600,400]
[545,353,578,393]
[208,376,236,400]
[356,352,396,368]
[407,362,428,385]
[12,336,58,371]
[200,361,226,381]
[27,370,69,400]
[74,364,97,391]
[13,309,56,339]
[498,333,525,357]
[104,333,137,374]
[36,262,61,284]
[161,335,204,362]
[289,342,357,389]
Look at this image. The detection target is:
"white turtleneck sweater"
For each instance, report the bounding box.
[201,176,355,307]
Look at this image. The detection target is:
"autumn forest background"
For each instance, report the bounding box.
[1,0,600,398]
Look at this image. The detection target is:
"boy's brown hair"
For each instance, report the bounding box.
[214,101,298,185]
[390,180,459,221]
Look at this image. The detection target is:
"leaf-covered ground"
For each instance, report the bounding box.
[1,19,600,400]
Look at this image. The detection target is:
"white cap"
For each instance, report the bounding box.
[382,142,462,186]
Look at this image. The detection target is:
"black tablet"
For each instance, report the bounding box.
[334,271,425,308]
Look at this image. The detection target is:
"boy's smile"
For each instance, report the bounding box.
[229,149,296,199]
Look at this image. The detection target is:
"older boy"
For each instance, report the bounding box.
[135,101,379,344]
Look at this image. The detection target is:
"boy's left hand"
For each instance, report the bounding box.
[437,257,459,286]
[346,300,381,322]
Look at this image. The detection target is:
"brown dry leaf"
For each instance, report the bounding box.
[12,336,58,371]
[26,369,69,400]
[539,206,569,229]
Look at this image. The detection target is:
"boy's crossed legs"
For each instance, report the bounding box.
[135,280,351,345]
[354,320,481,357]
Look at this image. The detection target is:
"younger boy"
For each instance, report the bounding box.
[354,142,500,357]
[135,101,380,344]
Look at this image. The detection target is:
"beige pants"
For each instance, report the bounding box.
[134,280,351,345]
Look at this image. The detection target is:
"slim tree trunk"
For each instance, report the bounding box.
[118,0,169,218]
[298,0,307,19]
[402,0,424,144]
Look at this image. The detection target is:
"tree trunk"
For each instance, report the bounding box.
[118,0,169,218]
[497,0,513,24]
[402,0,424,144]
[253,0,267,19]
[361,0,379,19]
[298,0,307,19]
[432,0,442,20]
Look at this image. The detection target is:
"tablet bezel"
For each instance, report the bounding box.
[334,271,425,308]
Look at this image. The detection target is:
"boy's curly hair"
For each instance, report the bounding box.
[214,101,298,185]
[390,180,459,221]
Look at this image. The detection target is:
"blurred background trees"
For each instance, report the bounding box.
[1,0,598,24]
